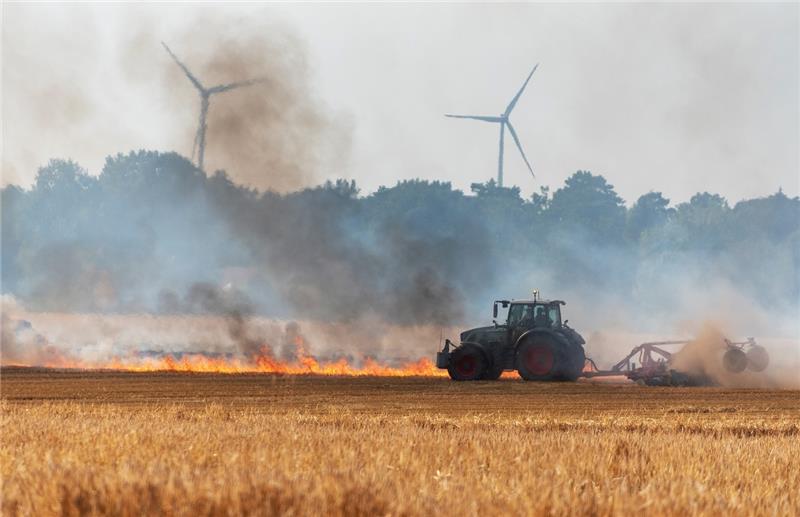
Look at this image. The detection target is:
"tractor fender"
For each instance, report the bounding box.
[458,341,494,368]
[514,328,569,353]
[514,329,569,351]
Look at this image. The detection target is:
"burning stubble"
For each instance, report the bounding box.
[5,292,798,388]
[0,294,454,376]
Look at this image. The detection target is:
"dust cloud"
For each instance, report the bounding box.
[670,323,800,389]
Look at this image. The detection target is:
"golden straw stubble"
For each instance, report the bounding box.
[1,370,798,516]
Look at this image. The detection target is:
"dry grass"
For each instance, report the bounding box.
[2,369,799,516]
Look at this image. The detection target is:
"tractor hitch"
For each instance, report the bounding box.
[436,339,453,369]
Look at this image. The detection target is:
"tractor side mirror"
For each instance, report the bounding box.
[493,303,498,319]
[564,319,569,326]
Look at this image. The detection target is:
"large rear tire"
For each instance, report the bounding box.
[516,337,561,381]
[562,344,585,381]
[447,344,488,381]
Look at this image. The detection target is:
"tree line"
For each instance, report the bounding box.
[2,151,797,324]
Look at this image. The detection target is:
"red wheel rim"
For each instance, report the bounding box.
[455,355,477,377]
[524,344,554,376]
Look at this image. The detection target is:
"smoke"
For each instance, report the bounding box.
[0,296,70,367]
[158,282,264,357]
[1,6,797,378]
[156,19,347,192]
[0,294,456,369]
[3,157,798,375]
[201,178,492,326]
[2,4,349,193]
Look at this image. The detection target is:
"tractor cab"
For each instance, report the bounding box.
[493,299,564,330]
[493,298,566,347]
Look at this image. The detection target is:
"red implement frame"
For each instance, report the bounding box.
[583,340,688,378]
[582,338,759,385]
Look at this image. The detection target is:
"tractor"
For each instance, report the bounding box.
[436,293,586,381]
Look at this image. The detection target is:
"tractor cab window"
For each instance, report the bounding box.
[508,303,561,328]
[508,303,537,328]
[533,305,550,327]
[507,304,526,327]
[545,305,561,327]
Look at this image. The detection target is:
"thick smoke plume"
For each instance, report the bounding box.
[1,294,456,371]
[3,155,798,372]
[1,9,798,376]
[155,20,345,192]
[159,283,263,357]
[1,297,71,367]
[3,7,347,193]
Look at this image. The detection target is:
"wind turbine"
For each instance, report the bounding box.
[446,64,538,187]
[162,42,266,171]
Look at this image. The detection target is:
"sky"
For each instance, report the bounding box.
[2,2,798,204]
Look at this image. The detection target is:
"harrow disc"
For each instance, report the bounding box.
[746,345,769,372]
[723,348,748,373]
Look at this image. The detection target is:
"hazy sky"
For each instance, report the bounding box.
[2,2,798,203]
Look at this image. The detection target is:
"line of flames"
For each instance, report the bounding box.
[2,336,449,377]
[103,351,447,377]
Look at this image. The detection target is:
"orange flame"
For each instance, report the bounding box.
[2,334,447,377]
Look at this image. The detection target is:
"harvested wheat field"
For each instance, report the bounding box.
[1,369,799,516]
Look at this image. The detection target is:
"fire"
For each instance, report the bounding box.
[2,335,448,377]
[108,353,446,377]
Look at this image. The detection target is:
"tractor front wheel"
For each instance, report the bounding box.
[447,344,488,381]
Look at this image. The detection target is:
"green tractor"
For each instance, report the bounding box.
[436,293,586,381]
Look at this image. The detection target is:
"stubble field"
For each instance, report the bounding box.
[1,368,799,516]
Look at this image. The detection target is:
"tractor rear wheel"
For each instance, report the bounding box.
[516,337,561,381]
[447,344,488,381]
[562,344,585,381]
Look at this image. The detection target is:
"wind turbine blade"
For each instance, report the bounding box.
[504,64,538,117]
[444,114,504,123]
[162,42,205,92]
[505,121,534,177]
[207,77,268,94]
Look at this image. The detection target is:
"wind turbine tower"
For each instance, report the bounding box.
[446,65,539,187]
[162,42,266,171]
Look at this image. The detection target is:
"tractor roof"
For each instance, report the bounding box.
[511,299,565,305]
